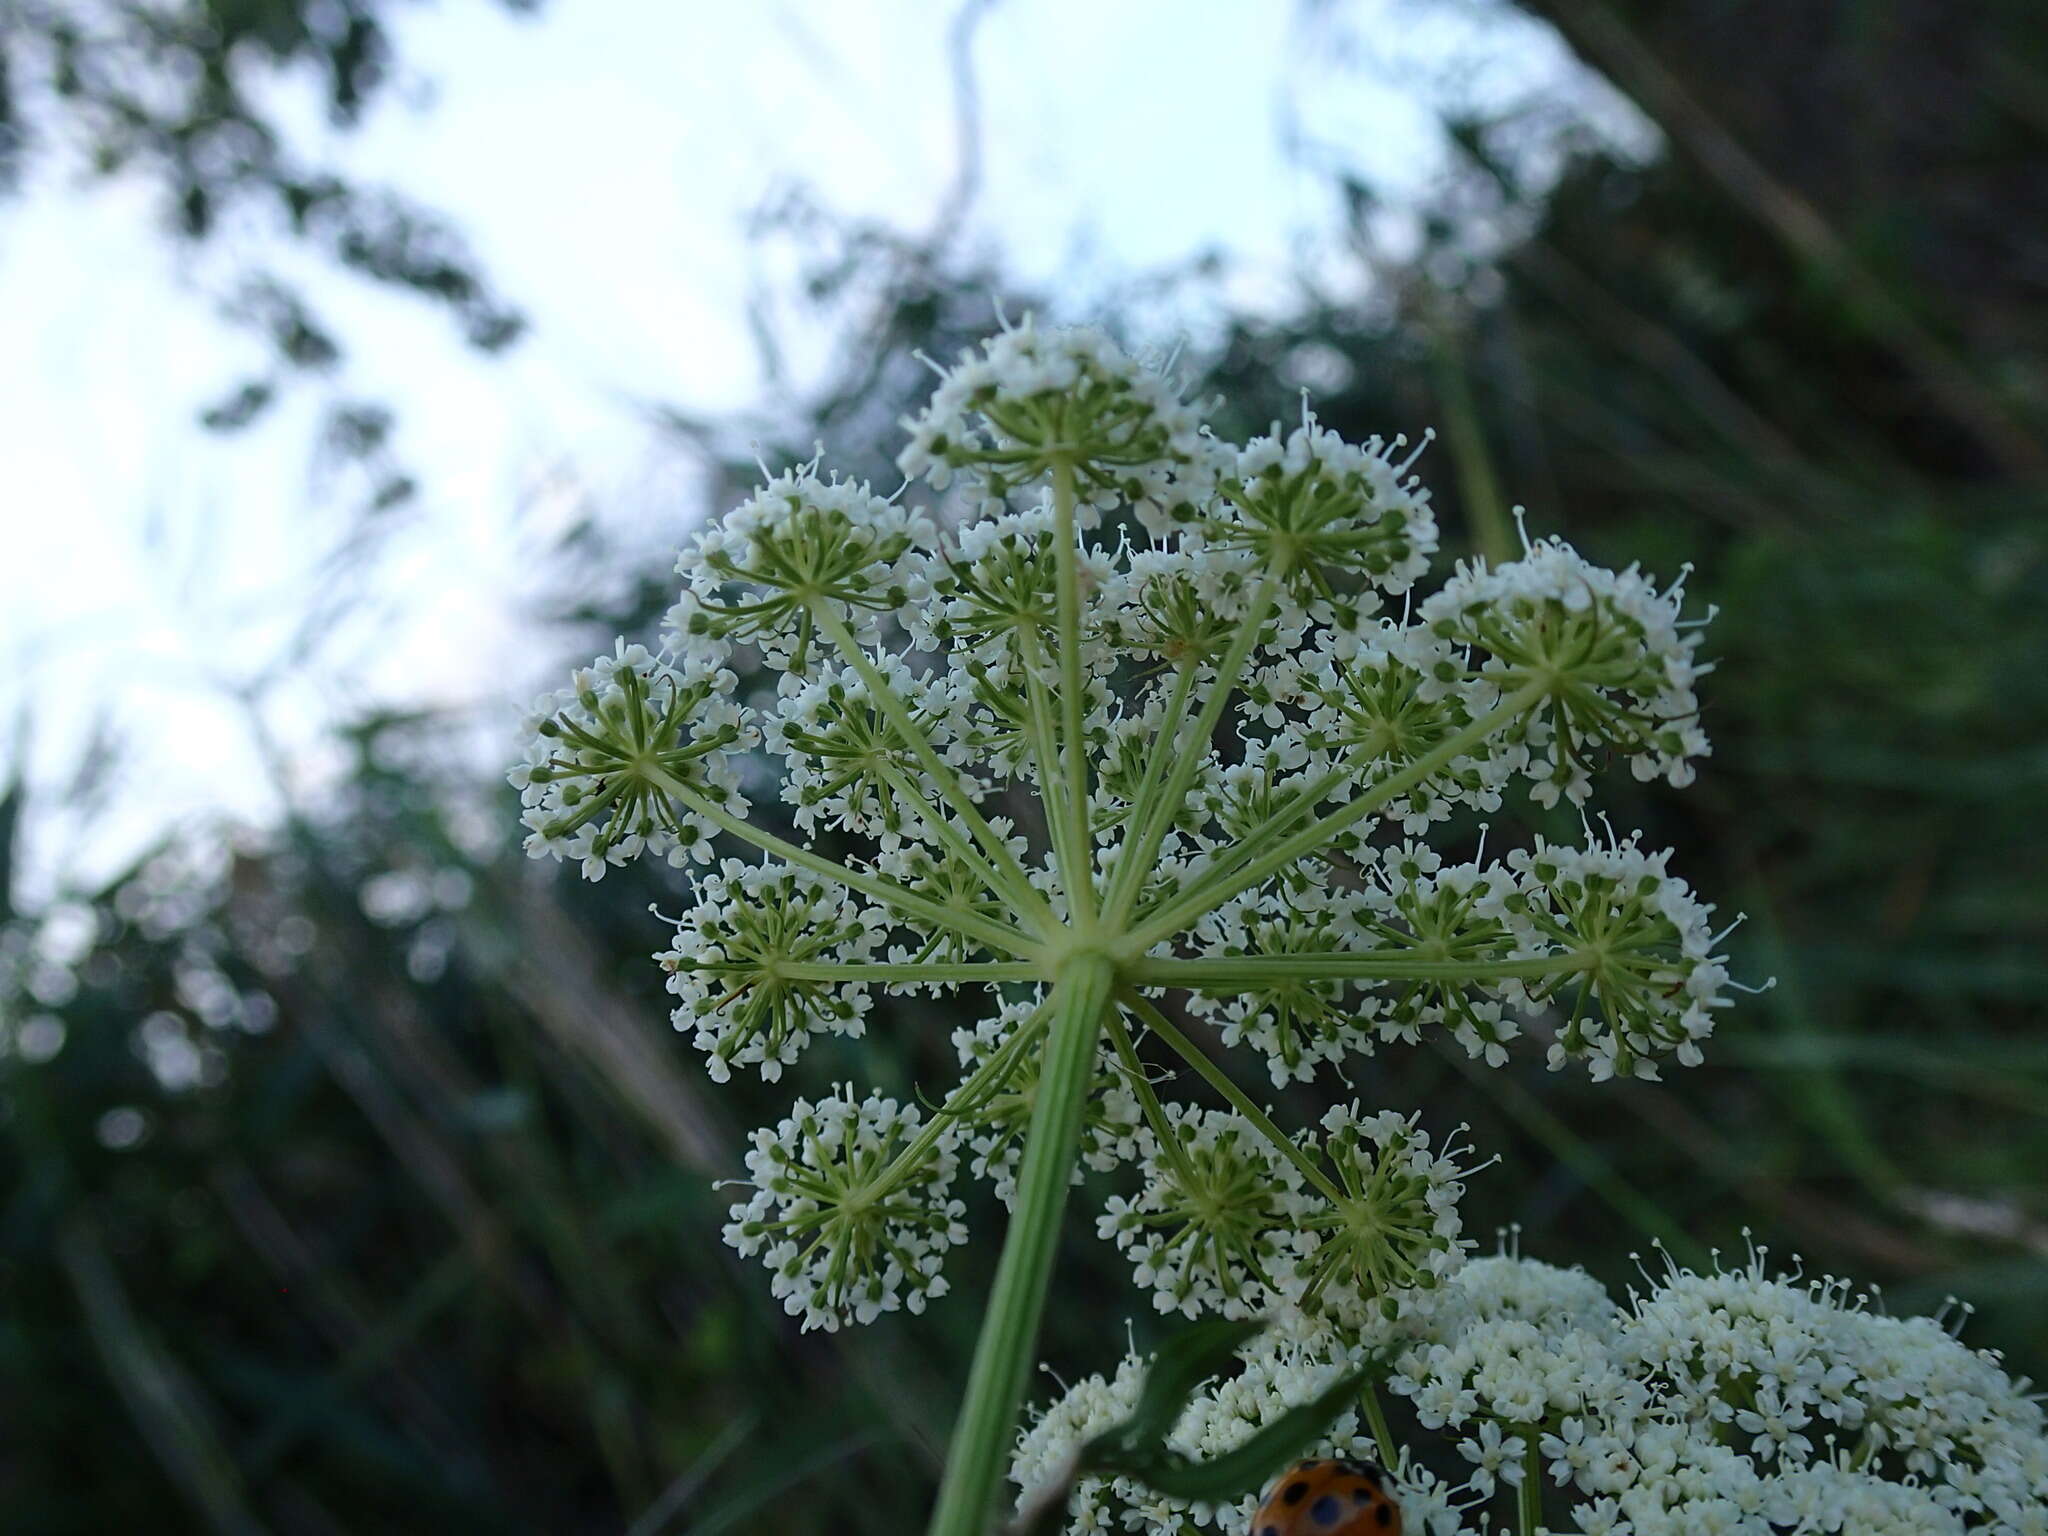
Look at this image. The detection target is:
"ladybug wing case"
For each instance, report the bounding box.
[1249,1458,1401,1536]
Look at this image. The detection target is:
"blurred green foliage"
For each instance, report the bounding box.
[3,1,2045,1531]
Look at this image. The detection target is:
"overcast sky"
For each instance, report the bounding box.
[0,0,1632,899]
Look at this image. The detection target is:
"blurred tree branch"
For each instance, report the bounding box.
[0,0,533,511]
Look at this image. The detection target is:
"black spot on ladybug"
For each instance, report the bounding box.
[1282,1480,1310,1505]
[1376,1504,1394,1528]
[1310,1493,1342,1525]
[1352,1484,1375,1502]
[1262,1527,1279,1536]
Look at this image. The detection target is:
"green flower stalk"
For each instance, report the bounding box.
[510,317,1746,1535]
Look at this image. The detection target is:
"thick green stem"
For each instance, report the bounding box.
[926,953,1116,1536]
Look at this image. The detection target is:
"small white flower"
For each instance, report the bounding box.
[1457,1418,1522,1496]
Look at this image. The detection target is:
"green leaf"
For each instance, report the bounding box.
[1091,1318,1261,1460]
[1085,1359,1372,1504]
[1009,1320,1373,1536]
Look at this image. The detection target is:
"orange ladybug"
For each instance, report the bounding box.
[1250,1457,1401,1536]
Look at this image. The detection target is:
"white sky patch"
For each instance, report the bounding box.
[0,0,1635,899]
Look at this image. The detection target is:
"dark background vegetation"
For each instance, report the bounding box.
[3,1,2045,1531]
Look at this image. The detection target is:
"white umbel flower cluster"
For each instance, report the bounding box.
[900,319,1217,527]
[669,463,938,670]
[511,640,751,878]
[511,317,1748,1334]
[1177,829,1733,1088]
[1098,1105,1314,1320]
[1208,418,1438,630]
[1289,1107,1477,1331]
[1096,1103,1476,1333]
[1500,834,1730,1081]
[1419,537,1708,807]
[721,1086,966,1332]
[656,860,890,1083]
[1016,1250,2048,1535]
